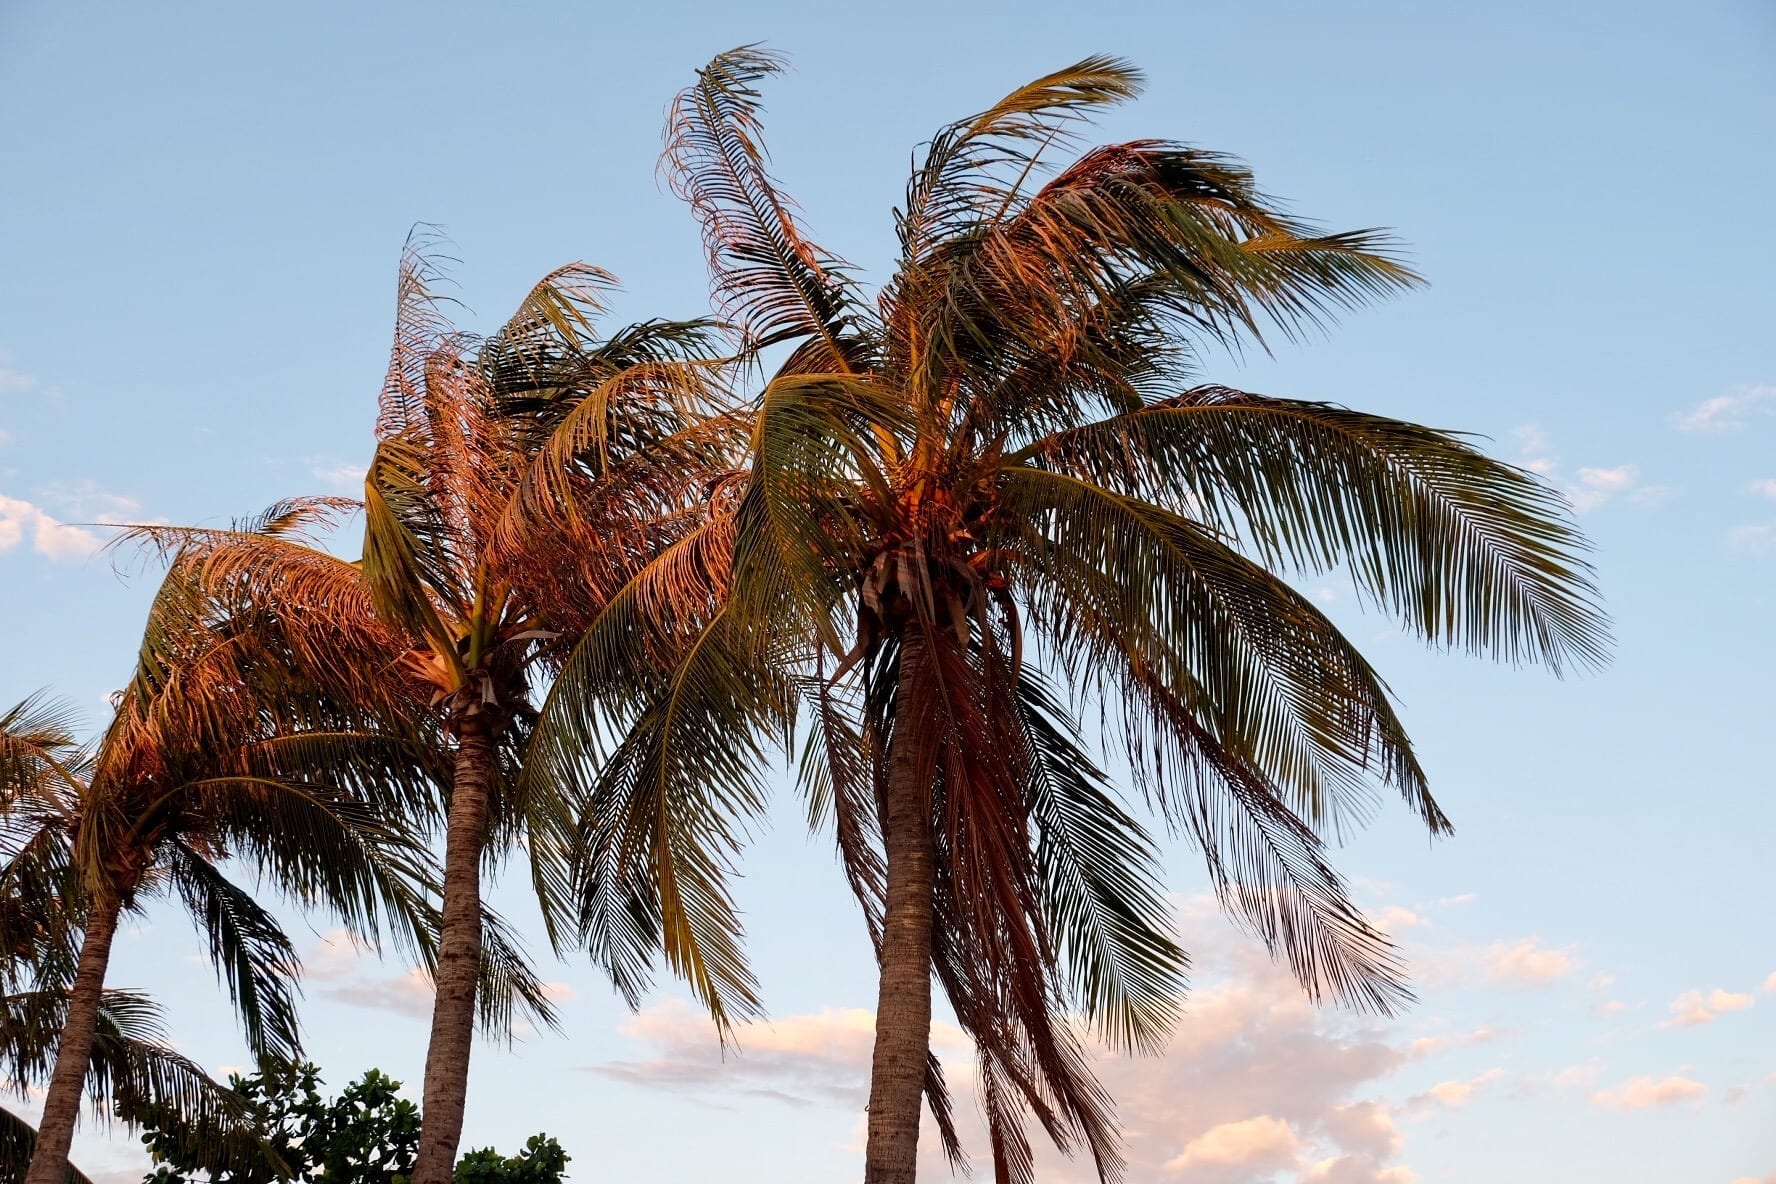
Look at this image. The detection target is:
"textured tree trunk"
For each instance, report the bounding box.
[24,894,121,1184]
[411,711,494,1184]
[863,658,936,1184]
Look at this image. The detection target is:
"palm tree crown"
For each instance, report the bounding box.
[545,47,1609,1184]
[1,563,441,1184]
[130,242,746,1184]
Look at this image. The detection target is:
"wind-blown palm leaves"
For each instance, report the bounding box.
[124,241,746,1184]
[1,985,278,1184]
[542,47,1608,1184]
[1,567,441,1184]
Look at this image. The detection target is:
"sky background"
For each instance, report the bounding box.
[2,1,1774,1181]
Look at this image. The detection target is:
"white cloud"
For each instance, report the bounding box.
[1661,987,1755,1028]
[1302,1157,1419,1184]
[1511,424,1650,513]
[36,479,146,524]
[1726,524,1776,555]
[1589,1074,1706,1109]
[0,346,37,395]
[1674,385,1776,433]
[1162,1115,1299,1176]
[1590,999,1632,1017]
[1568,465,1640,512]
[1405,1027,1513,1060]
[309,460,366,491]
[603,934,1425,1183]
[1374,906,1424,932]
[0,493,104,560]
[1749,479,1776,499]
[1550,1060,1604,1090]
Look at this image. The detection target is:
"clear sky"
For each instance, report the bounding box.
[2,1,1773,1181]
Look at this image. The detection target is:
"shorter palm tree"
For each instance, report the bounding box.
[2,561,442,1184]
[132,244,747,1184]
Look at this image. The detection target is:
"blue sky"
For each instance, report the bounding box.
[2,1,1773,1181]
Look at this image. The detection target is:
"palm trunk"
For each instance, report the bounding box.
[24,894,121,1184]
[863,658,936,1184]
[411,711,494,1184]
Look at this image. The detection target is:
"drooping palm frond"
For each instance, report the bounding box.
[165,844,303,1064]
[0,1106,94,1184]
[663,46,868,366]
[0,988,276,1182]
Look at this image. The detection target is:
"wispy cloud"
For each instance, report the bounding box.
[1661,987,1755,1028]
[307,459,366,491]
[1726,524,1776,555]
[1477,938,1582,986]
[1589,1073,1706,1110]
[1512,424,1663,512]
[1413,1068,1506,1109]
[1749,479,1776,499]
[1674,385,1776,434]
[601,929,1436,1183]
[299,930,434,1020]
[0,347,37,396]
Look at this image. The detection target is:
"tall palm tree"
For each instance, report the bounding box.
[543,48,1609,1184]
[136,243,745,1184]
[2,567,440,1184]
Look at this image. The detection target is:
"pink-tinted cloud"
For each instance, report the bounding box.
[1661,988,1755,1028]
[1589,1074,1707,1110]
[1162,1115,1299,1178]
[1414,1068,1505,1109]
[1478,938,1581,985]
[300,930,433,1019]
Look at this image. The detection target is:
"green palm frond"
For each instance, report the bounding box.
[166,843,303,1064]
[1016,674,1185,1053]
[1025,385,1609,672]
[0,1106,95,1184]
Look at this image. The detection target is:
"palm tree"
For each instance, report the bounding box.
[2,568,440,1184]
[545,49,1609,1184]
[135,243,745,1184]
[0,696,259,1184]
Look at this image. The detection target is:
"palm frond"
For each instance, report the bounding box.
[663,46,868,364]
[1026,385,1610,673]
[167,843,303,1064]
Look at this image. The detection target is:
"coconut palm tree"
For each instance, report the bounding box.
[2,568,443,1184]
[1,696,260,1184]
[132,243,745,1184]
[539,48,1609,1184]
